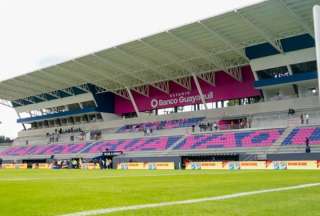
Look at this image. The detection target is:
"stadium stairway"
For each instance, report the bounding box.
[268,127,294,153]
[276,125,320,154]
[77,140,102,155]
[166,136,188,151]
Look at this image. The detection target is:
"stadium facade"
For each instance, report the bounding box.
[1,0,320,168]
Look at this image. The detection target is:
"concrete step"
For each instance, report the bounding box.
[268,127,294,153]
[166,135,187,151]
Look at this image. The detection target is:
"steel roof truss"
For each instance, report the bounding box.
[225,66,243,82]
[235,10,284,53]
[56,65,92,83]
[277,0,314,38]
[91,54,148,85]
[175,77,192,91]
[40,69,79,87]
[71,60,125,88]
[197,72,216,86]
[198,21,250,61]
[25,74,63,91]
[132,85,150,97]
[139,39,197,73]
[114,47,170,80]
[114,89,130,100]
[94,86,107,94]
[77,84,90,92]
[152,81,170,95]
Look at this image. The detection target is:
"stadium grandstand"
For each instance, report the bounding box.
[1,0,320,169]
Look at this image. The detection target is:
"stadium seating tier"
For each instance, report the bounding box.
[282,127,320,145]
[0,128,288,157]
[0,143,89,157]
[174,129,284,150]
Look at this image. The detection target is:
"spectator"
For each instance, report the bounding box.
[213,122,218,131]
[300,114,304,124]
[208,122,213,131]
[248,117,252,128]
[305,113,309,125]
[305,137,310,153]
[72,159,78,168]
[240,120,244,129]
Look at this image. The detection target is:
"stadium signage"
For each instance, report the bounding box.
[115,68,261,114]
[150,91,213,109]
[2,164,15,169]
[117,162,174,170]
[185,162,225,170]
[184,161,320,170]
[16,164,28,169]
[286,160,318,169]
[240,161,267,169]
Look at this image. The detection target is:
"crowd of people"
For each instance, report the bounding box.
[98,158,112,169]
[50,157,113,169]
[90,130,102,140]
[191,118,252,133]
[46,127,84,136]
[195,122,217,132]
[143,127,154,136]
[46,127,86,144]
[51,159,80,169]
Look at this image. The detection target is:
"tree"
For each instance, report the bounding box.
[0,136,13,144]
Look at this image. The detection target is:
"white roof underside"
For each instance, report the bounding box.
[0,0,319,101]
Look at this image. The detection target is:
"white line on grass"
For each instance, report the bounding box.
[0,170,260,182]
[58,182,320,216]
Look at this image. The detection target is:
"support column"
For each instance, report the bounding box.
[287,65,293,75]
[16,111,26,131]
[192,74,208,110]
[251,69,259,81]
[126,87,140,117]
[79,102,84,109]
[313,5,320,99]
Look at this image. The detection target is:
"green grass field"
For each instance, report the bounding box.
[0,169,320,216]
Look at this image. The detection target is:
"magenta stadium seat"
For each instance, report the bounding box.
[174,129,284,150]
[282,127,320,145]
[0,136,182,156]
[0,143,88,157]
[0,128,287,157]
[81,136,181,153]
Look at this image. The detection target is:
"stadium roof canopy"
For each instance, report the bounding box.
[0,0,318,102]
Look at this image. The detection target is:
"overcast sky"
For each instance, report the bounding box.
[0,0,262,138]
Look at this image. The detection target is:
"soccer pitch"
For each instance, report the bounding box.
[0,170,320,216]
